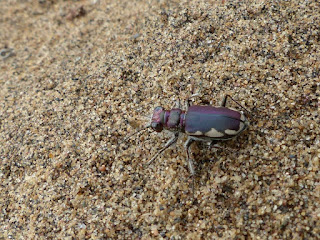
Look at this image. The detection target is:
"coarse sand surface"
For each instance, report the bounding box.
[0,0,319,239]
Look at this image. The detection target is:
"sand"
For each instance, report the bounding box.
[0,0,319,239]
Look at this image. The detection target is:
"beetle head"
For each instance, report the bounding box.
[151,106,165,132]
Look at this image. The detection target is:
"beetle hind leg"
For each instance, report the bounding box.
[186,93,201,108]
[173,98,181,109]
[221,94,251,115]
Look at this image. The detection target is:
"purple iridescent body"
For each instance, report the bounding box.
[151,105,247,140]
[184,105,247,140]
[146,95,249,189]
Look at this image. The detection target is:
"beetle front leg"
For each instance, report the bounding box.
[147,133,179,165]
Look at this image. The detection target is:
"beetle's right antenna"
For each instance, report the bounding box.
[120,125,151,144]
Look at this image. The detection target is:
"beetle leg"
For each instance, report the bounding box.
[173,98,181,108]
[184,137,195,175]
[221,95,228,107]
[209,142,235,159]
[209,140,219,148]
[209,143,230,152]
[184,137,196,196]
[221,94,251,114]
[186,93,201,108]
[147,133,179,165]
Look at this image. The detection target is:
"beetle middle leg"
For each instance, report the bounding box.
[147,132,179,165]
[184,137,196,176]
[184,136,213,173]
[184,136,196,196]
[184,136,211,196]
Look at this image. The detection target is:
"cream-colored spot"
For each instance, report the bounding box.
[193,131,203,135]
[240,114,246,121]
[225,122,246,135]
[225,129,238,135]
[186,130,203,136]
[205,128,224,137]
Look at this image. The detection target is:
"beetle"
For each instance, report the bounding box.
[124,94,250,192]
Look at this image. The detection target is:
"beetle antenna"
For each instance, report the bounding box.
[120,125,151,143]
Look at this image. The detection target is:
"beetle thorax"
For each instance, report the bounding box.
[164,109,185,131]
[151,106,185,132]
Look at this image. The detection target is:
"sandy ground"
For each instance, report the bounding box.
[0,0,319,239]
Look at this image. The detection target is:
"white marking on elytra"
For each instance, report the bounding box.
[239,122,245,130]
[225,129,238,135]
[192,131,203,135]
[225,122,246,135]
[205,128,224,137]
[240,114,246,121]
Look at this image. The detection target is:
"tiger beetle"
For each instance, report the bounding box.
[125,94,250,194]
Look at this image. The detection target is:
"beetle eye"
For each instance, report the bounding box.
[151,122,163,132]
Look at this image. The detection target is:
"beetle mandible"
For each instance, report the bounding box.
[125,94,250,189]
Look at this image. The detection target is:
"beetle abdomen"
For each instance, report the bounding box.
[185,106,247,139]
